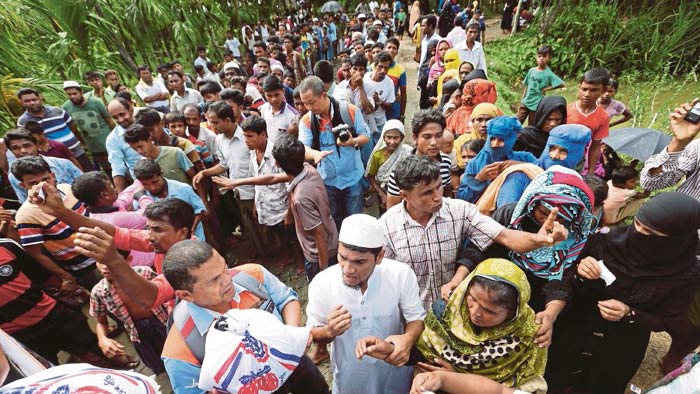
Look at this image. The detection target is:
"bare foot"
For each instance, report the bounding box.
[308,344,330,364]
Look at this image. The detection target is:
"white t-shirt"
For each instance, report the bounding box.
[332,79,378,134]
[225,38,241,57]
[362,73,395,127]
[306,259,426,394]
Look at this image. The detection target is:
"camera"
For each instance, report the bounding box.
[332,124,352,143]
[685,102,700,124]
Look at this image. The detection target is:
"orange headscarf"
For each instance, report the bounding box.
[446,79,497,136]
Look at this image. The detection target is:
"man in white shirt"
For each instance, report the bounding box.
[446,15,467,48]
[223,30,241,60]
[369,0,380,15]
[194,46,210,70]
[454,21,487,75]
[333,53,377,133]
[134,66,169,113]
[418,15,441,78]
[363,51,396,143]
[259,76,299,144]
[167,70,203,113]
[307,214,426,394]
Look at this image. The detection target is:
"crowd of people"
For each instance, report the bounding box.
[1,1,700,394]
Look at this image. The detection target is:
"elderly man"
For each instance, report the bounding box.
[307,214,425,394]
[378,155,568,309]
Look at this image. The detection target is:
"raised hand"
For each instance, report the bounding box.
[536,207,568,246]
[325,304,352,338]
[73,227,120,265]
[670,99,700,142]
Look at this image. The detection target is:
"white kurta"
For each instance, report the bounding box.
[306,259,426,394]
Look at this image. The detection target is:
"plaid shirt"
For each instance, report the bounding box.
[379,198,504,309]
[89,266,169,342]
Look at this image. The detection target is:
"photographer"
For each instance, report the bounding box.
[298,76,370,231]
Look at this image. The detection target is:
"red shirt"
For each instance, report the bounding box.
[0,239,56,334]
[40,140,75,160]
[567,102,610,141]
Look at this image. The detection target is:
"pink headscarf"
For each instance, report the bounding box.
[428,38,453,86]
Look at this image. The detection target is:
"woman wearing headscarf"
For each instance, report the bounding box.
[408,1,421,38]
[462,169,597,350]
[457,116,536,203]
[476,124,592,212]
[415,259,548,393]
[513,96,567,157]
[428,39,453,87]
[446,79,497,136]
[431,48,460,108]
[452,103,503,171]
[545,192,700,394]
[366,120,413,211]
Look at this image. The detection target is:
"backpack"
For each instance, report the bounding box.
[167,269,274,363]
[310,96,356,157]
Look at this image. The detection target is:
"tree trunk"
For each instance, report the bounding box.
[510,0,523,36]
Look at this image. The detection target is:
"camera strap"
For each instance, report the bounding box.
[310,97,356,156]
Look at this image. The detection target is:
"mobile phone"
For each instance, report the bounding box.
[686,102,700,124]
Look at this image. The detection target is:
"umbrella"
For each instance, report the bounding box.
[602,127,672,162]
[320,0,343,13]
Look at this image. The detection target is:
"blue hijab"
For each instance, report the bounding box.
[466,116,537,176]
[536,124,591,170]
[458,116,537,203]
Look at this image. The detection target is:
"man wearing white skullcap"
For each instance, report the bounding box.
[306,214,426,394]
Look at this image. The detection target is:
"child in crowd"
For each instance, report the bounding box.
[90,263,168,374]
[366,120,412,212]
[163,112,214,167]
[602,165,649,225]
[460,138,484,165]
[123,124,195,185]
[518,45,565,126]
[598,78,634,127]
[24,121,82,170]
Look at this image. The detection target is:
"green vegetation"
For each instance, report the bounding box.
[486,0,700,131]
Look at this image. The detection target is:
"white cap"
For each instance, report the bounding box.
[312,17,319,22]
[223,61,240,71]
[271,64,285,72]
[373,20,382,26]
[339,214,385,249]
[357,13,366,19]
[63,81,81,90]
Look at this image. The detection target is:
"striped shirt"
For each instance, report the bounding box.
[378,198,504,309]
[17,106,84,157]
[0,238,56,334]
[16,184,95,271]
[386,152,452,196]
[640,142,700,201]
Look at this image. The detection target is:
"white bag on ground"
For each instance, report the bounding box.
[198,308,311,394]
[0,363,160,394]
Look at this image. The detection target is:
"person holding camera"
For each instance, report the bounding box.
[298,76,370,231]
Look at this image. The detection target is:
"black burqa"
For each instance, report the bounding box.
[546,192,700,394]
[513,95,567,157]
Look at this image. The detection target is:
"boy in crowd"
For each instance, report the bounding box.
[603,165,649,225]
[517,45,565,126]
[164,112,214,167]
[364,51,397,142]
[24,121,81,168]
[384,37,407,120]
[259,76,299,144]
[135,108,204,172]
[4,129,83,203]
[132,159,206,241]
[567,67,611,175]
[12,156,99,290]
[123,123,195,185]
